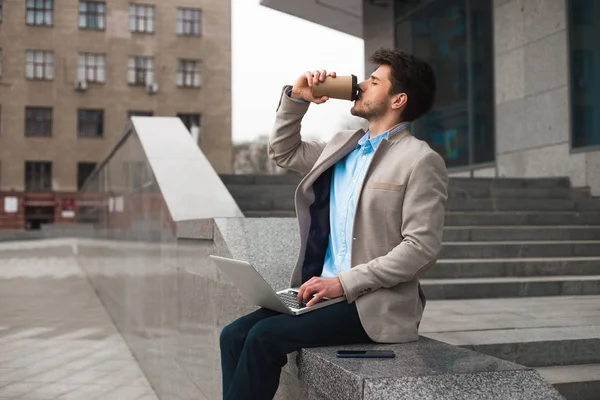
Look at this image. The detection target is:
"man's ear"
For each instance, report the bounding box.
[391,93,408,110]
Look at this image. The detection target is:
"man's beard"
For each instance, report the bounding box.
[350,98,388,121]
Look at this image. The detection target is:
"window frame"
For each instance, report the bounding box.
[176,59,202,88]
[77,162,97,190]
[127,56,154,86]
[25,107,53,137]
[77,53,106,83]
[25,161,53,192]
[77,109,104,138]
[78,0,106,30]
[25,50,54,80]
[130,3,155,33]
[176,7,202,36]
[26,0,54,27]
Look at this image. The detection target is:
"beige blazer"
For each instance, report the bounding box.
[268,86,449,343]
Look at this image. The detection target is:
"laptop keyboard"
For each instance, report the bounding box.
[278,291,327,309]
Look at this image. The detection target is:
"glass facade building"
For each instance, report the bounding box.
[569,0,600,149]
[394,0,494,168]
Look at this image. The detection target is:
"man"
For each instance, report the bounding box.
[220,48,448,400]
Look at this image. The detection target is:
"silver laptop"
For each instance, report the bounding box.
[210,255,346,315]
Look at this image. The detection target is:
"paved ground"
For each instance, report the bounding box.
[0,243,158,400]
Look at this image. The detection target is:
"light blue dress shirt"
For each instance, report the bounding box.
[320,122,410,278]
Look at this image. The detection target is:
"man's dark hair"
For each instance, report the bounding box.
[370,48,436,122]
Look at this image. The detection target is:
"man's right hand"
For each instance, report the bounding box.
[291,70,336,104]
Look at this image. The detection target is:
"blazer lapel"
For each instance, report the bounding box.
[298,129,365,195]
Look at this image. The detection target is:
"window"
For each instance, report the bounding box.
[77,162,97,190]
[177,8,202,36]
[127,57,154,85]
[26,0,53,26]
[177,59,202,88]
[130,4,154,33]
[78,53,106,83]
[79,1,106,30]
[25,50,54,80]
[128,110,153,117]
[78,109,104,138]
[569,0,600,148]
[177,113,201,131]
[25,162,52,191]
[394,0,494,168]
[25,107,52,137]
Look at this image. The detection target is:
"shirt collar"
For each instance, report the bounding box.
[358,121,410,150]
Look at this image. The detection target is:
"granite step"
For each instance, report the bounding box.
[424,325,600,367]
[536,364,600,400]
[243,210,296,218]
[427,257,600,279]
[448,177,571,189]
[439,241,600,259]
[446,198,577,211]
[448,187,585,200]
[445,211,600,226]
[420,275,600,299]
[443,226,600,242]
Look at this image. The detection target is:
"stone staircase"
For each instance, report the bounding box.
[220,174,600,399]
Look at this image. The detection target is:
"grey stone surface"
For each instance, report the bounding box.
[494,0,526,54]
[497,143,587,187]
[586,151,600,197]
[213,217,300,290]
[495,47,525,104]
[439,241,600,259]
[524,31,568,96]
[443,226,600,242]
[363,370,563,400]
[445,211,600,226]
[428,257,600,279]
[175,219,214,239]
[496,87,569,154]
[522,0,566,44]
[422,276,600,300]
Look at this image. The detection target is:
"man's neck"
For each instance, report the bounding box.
[368,119,406,138]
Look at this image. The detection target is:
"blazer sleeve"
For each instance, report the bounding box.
[338,150,449,303]
[267,85,327,175]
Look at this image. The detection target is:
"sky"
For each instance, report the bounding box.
[231,0,365,143]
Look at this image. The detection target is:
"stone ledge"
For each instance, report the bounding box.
[279,337,562,400]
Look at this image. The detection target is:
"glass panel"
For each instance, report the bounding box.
[26,64,34,78]
[98,68,105,82]
[36,0,43,8]
[26,51,34,63]
[46,65,53,79]
[569,0,600,148]
[79,15,86,27]
[45,0,52,9]
[98,3,105,13]
[98,16,104,29]
[129,15,136,31]
[36,11,44,25]
[26,11,34,24]
[27,0,35,7]
[46,52,53,62]
[470,0,494,163]
[408,0,470,167]
[35,64,43,78]
[147,18,154,32]
[45,10,52,25]
[177,20,183,34]
[79,2,87,12]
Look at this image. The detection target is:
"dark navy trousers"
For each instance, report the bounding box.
[219,301,372,400]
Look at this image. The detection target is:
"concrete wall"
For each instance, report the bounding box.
[493,0,600,195]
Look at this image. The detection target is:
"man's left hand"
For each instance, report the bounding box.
[297,277,345,307]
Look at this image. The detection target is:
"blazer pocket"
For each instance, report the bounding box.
[365,181,404,191]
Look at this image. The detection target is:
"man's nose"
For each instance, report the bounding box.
[358,81,367,92]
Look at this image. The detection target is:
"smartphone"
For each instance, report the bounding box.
[336,350,395,358]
